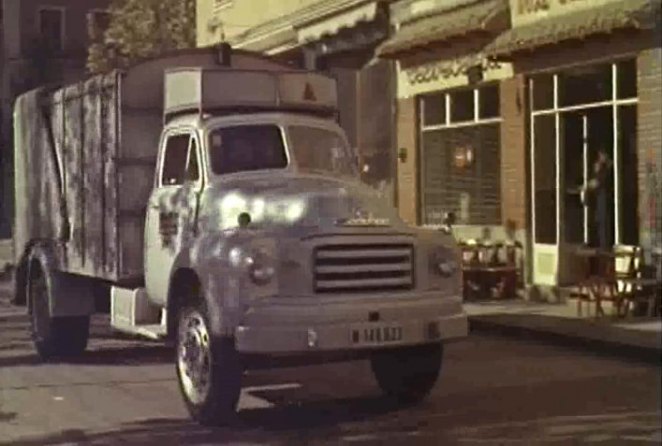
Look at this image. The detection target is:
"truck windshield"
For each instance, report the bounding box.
[288,126,357,177]
[208,125,288,175]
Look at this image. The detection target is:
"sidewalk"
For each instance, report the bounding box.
[466,299,661,363]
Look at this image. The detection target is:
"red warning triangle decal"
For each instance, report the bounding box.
[303,83,317,101]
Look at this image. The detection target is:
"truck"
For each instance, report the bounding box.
[11,45,468,426]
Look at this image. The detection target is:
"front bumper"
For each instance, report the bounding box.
[234,293,468,354]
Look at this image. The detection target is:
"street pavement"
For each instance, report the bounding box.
[1,287,661,445]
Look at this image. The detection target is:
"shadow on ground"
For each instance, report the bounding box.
[2,395,406,446]
[0,344,173,368]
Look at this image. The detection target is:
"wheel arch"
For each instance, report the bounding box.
[18,240,63,309]
[167,267,203,339]
[22,241,94,317]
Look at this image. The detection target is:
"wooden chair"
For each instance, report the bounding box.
[575,248,624,318]
[615,247,662,317]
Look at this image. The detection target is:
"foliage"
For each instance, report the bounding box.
[87,0,196,74]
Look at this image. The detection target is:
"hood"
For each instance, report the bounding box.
[200,172,404,231]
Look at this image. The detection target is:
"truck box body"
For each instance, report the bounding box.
[13,49,295,282]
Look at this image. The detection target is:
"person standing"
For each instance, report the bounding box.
[582,150,615,250]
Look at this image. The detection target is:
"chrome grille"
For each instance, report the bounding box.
[314,244,414,294]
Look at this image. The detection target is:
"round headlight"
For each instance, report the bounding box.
[436,260,458,276]
[249,263,276,285]
[430,247,459,277]
[247,252,276,285]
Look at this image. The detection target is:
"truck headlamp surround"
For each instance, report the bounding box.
[229,246,276,286]
[246,252,276,286]
[430,246,459,278]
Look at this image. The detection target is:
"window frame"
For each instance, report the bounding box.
[206,123,291,177]
[420,83,502,131]
[37,6,66,53]
[158,130,203,188]
[286,123,358,179]
[527,57,639,246]
[418,83,502,227]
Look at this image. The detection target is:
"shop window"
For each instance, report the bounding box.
[450,89,474,123]
[532,73,554,111]
[421,93,445,126]
[533,115,557,243]
[617,59,637,99]
[421,124,501,225]
[618,105,639,245]
[562,111,586,244]
[559,63,612,107]
[479,85,499,119]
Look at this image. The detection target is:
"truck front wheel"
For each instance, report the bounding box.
[176,303,242,426]
[370,342,443,404]
[28,261,89,360]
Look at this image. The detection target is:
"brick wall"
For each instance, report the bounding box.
[396,97,418,225]
[499,74,527,231]
[637,44,662,251]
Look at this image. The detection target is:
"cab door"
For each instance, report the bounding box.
[145,130,203,305]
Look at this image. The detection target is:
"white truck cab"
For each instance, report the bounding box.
[12,47,467,426]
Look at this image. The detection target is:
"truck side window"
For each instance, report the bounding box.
[161,134,190,186]
[186,137,200,182]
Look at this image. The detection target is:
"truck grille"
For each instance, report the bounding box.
[314,244,414,294]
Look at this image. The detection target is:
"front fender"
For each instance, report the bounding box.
[175,232,245,338]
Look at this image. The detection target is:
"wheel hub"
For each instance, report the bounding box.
[177,312,212,405]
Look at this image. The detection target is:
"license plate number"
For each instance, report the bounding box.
[352,325,403,346]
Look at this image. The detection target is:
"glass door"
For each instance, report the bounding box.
[530,110,559,286]
[529,60,638,289]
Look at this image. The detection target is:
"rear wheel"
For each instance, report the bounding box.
[29,261,89,360]
[371,343,443,404]
[176,302,242,426]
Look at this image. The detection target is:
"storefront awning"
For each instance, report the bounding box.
[377,0,509,58]
[297,2,379,44]
[486,0,659,59]
[234,26,298,54]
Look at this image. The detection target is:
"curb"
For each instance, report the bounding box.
[469,316,662,365]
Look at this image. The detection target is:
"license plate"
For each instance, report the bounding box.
[351,325,403,346]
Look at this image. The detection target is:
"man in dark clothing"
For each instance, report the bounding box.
[583,150,615,249]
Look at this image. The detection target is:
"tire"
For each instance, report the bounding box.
[28,260,90,360]
[176,302,242,426]
[370,342,443,404]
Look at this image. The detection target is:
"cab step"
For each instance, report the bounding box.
[111,286,167,340]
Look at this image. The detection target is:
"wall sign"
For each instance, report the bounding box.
[510,0,618,27]
[404,56,502,87]
[397,55,513,98]
[454,145,475,169]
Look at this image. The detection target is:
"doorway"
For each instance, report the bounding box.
[562,106,615,248]
[528,59,639,287]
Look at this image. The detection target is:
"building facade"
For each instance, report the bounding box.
[379,0,661,297]
[0,0,110,237]
[196,0,397,202]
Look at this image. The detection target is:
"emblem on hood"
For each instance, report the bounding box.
[336,208,390,227]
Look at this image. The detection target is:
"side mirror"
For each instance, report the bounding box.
[238,212,251,229]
